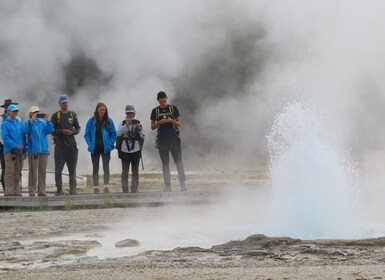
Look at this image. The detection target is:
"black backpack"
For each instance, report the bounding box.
[116,120,144,158]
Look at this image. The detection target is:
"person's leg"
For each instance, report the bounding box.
[170,137,186,190]
[28,155,38,196]
[130,151,141,193]
[121,154,129,193]
[37,154,48,195]
[4,153,15,195]
[66,147,78,195]
[101,152,111,186]
[54,144,66,194]
[91,151,101,187]
[13,155,22,196]
[0,144,5,192]
[158,140,171,190]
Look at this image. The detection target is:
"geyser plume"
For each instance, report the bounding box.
[267,102,356,239]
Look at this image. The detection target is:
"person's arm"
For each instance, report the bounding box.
[109,118,117,145]
[84,118,92,145]
[72,112,81,135]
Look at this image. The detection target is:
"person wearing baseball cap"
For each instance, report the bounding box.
[23,106,54,196]
[2,104,27,196]
[50,94,81,195]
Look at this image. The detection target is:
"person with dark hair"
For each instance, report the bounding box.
[116,105,145,193]
[23,106,54,197]
[51,94,81,195]
[84,102,116,194]
[2,104,27,196]
[150,91,186,192]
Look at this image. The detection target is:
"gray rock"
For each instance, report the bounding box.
[115,239,140,248]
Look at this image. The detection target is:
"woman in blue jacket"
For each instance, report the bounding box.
[23,106,54,196]
[84,102,116,194]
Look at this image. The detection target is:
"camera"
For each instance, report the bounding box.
[130,119,139,125]
[36,113,46,118]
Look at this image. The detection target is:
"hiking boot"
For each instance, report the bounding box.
[164,187,172,192]
[55,190,64,196]
[94,188,100,194]
[103,187,109,194]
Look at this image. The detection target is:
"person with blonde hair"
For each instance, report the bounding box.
[23,106,54,196]
[84,102,117,194]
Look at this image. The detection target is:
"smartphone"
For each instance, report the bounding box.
[36,113,46,118]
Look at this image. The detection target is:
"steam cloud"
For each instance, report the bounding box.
[1,0,385,178]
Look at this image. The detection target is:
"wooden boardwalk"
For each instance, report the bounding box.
[0,189,222,209]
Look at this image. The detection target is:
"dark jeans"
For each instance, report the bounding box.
[91,148,111,186]
[120,151,141,192]
[158,136,185,187]
[0,143,4,192]
[54,143,78,193]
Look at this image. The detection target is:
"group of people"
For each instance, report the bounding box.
[0,91,186,197]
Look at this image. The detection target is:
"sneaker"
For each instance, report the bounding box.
[55,190,64,196]
[94,188,100,194]
[103,187,109,194]
[29,193,36,197]
[122,189,129,193]
[181,186,188,192]
[37,193,47,197]
[164,187,172,192]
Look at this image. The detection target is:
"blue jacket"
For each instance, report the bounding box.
[1,117,27,155]
[23,119,54,155]
[84,117,117,154]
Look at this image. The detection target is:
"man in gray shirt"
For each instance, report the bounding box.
[51,95,81,195]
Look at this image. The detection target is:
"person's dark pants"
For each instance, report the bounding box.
[55,144,78,194]
[120,151,141,193]
[0,143,5,192]
[91,149,111,186]
[158,137,186,188]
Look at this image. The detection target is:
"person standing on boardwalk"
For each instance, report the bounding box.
[23,106,54,197]
[150,91,186,192]
[0,99,19,193]
[84,102,116,194]
[2,104,27,196]
[51,95,81,195]
[116,105,145,193]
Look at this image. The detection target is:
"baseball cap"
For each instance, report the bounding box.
[29,106,40,113]
[8,104,19,112]
[125,105,135,113]
[58,95,69,104]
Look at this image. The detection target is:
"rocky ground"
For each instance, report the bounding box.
[1,170,385,279]
[1,208,385,279]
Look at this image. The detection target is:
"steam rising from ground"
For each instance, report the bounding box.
[1,1,385,183]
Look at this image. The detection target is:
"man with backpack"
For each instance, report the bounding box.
[116,105,145,193]
[51,94,81,195]
[150,91,186,192]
